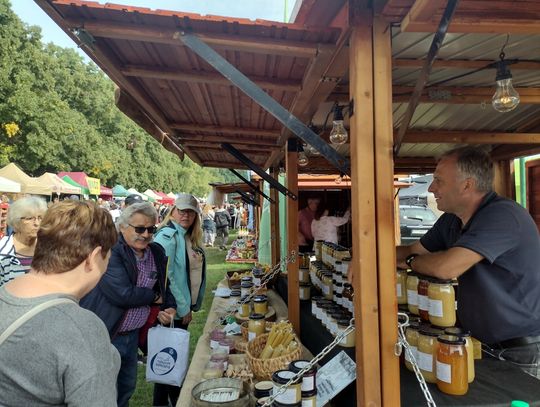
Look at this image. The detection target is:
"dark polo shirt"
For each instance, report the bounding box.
[420,191,540,344]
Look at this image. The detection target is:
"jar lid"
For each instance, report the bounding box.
[240,295,250,301]
[429,277,454,284]
[301,389,318,398]
[311,296,324,301]
[241,276,253,282]
[241,281,254,287]
[407,271,419,278]
[343,283,351,288]
[336,293,343,298]
[249,313,265,320]
[272,369,300,385]
[299,283,311,287]
[337,318,353,327]
[335,260,342,264]
[437,334,466,345]
[253,295,267,302]
[289,359,316,374]
[444,327,471,337]
[419,327,444,337]
[342,257,351,261]
[254,380,273,391]
[230,290,241,297]
[418,275,433,282]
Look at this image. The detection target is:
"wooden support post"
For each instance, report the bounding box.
[270,167,281,267]
[349,1,382,405]
[286,141,300,334]
[374,15,401,407]
[494,159,512,198]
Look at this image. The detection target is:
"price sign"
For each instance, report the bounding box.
[316,351,356,407]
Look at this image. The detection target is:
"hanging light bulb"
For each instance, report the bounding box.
[492,52,520,112]
[329,105,348,145]
[298,151,309,167]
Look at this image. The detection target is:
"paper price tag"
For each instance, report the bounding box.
[316,351,356,407]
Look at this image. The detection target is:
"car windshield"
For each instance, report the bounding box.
[401,207,436,222]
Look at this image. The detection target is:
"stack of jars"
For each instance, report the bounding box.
[310,296,355,348]
[397,268,474,396]
[320,242,351,269]
[299,252,314,301]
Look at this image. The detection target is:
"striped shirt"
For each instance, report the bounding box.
[118,248,157,333]
[0,235,32,287]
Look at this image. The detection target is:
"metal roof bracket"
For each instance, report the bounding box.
[229,169,275,203]
[222,143,297,200]
[235,189,260,207]
[178,31,350,176]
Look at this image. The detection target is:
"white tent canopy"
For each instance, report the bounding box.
[0,176,21,193]
[143,189,161,200]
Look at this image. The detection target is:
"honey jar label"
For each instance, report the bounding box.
[418,295,429,311]
[429,299,444,317]
[418,351,433,372]
[436,360,451,383]
[404,346,417,362]
[407,290,418,306]
[397,283,403,298]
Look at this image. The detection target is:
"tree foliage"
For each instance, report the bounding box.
[0,0,234,196]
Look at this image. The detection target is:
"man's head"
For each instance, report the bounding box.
[307,197,320,212]
[117,202,158,253]
[124,194,144,207]
[429,147,493,214]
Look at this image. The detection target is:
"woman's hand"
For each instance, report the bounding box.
[181,311,192,325]
[157,308,176,325]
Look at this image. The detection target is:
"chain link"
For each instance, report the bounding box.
[397,312,437,407]
[261,318,356,407]
[213,251,296,328]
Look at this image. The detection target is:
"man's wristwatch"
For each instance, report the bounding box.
[405,254,418,269]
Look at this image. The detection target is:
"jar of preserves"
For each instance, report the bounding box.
[253,295,268,315]
[417,327,443,383]
[299,253,310,269]
[342,283,353,312]
[314,240,323,261]
[436,335,468,395]
[335,293,343,306]
[311,296,324,317]
[271,370,301,405]
[404,321,420,372]
[417,276,430,321]
[396,269,408,305]
[428,279,456,328]
[341,257,351,278]
[238,296,250,317]
[229,289,241,307]
[444,327,474,383]
[334,260,343,274]
[321,273,333,300]
[218,337,235,354]
[248,313,266,341]
[315,299,330,321]
[289,360,317,392]
[299,283,311,300]
[406,272,419,315]
[300,390,317,407]
[252,268,264,286]
[299,267,310,284]
[337,318,355,347]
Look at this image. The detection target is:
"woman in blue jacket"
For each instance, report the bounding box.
[153,193,206,407]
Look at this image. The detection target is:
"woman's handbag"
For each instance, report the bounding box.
[145,323,190,386]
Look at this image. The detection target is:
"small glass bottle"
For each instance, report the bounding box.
[436,334,468,395]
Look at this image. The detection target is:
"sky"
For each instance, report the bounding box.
[12,0,294,59]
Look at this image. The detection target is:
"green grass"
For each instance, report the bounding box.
[131,231,253,406]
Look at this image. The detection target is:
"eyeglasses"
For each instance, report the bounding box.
[177,209,197,217]
[21,216,43,223]
[128,224,157,234]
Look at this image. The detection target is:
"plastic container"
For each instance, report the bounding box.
[436,335,468,395]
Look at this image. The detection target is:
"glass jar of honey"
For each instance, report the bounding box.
[436,334,468,395]
[428,279,456,328]
[322,273,333,300]
[417,276,431,322]
[314,240,323,261]
[396,269,408,305]
[299,267,310,284]
[253,295,268,315]
[238,296,250,317]
[417,327,443,383]
[406,272,419,315]
[299,283,311,301]
[337,318,355,347]
[444,327,474,383]
[248,313,266,341]
[311,296,324,317]
[404,321,420,372]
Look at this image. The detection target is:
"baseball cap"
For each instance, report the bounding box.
[125,194,144,206]
[175,193,200,214]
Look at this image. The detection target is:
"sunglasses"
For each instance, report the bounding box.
[128,224,157,234]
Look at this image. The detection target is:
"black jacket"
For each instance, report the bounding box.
[80,234,176,337]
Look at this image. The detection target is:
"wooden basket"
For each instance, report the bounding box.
[246,333,302,380]
[226,269,251,288]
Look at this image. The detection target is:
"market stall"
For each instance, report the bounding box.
[58,171,100,196]
[226,232,258,263]
[36,172,81,195]
[0,163,51,196]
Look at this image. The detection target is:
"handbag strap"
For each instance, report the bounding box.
[0,298,74,346]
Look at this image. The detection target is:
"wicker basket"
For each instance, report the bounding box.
[240,321,275,341]
[246,333,302,380]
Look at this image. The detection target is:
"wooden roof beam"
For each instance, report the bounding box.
[122,65,301,92]
[170,123,280,138]
[65,19,329,57]
[393,59,540,70]
[403,131,540,144]
[177,136,279,148]
[491,144,540,160]
[402,18,540,34]
[180,142,277,154]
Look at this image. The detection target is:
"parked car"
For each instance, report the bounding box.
[399,205,438,244]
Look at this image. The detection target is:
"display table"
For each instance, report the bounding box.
[225,236,258,263]
[275,275,540,407]
[176,279,311,406]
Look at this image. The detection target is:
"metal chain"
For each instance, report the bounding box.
[396,312,437,407]
[261,317,356,407]
[213,252,296,328]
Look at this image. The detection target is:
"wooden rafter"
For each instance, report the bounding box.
[121,65,301,92]
[65,19,331,57]
[403,131,540,144]
[180,142,275,154]
[176,135,279,147]
[170,123,280,138]
[393,59,540,70]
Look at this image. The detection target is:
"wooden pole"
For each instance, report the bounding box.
[270,167,281,267]
[349,1,382,405]
[285,140,300,334]
[493,159,512,198]
[374,15,401,407]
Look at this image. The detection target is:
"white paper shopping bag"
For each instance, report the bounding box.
[146,325,190,386]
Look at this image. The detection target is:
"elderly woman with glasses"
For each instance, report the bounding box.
[152,193,206,407]
[80,202,177,407]
[0,197,47,287]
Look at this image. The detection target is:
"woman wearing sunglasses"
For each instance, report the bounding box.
[80,202,177,407]
[153,193,206,407]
